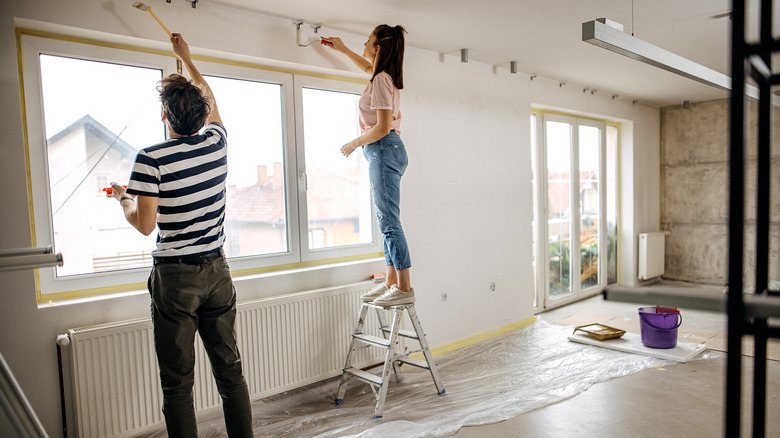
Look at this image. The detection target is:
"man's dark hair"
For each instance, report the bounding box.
[157,74,210,135]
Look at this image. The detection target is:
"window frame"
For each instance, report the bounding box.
[531,110,610,311]
[575,117,608,298]
[605,123,620,285]
[195,61,301,272]
[531,113,542,314]
[20,31,382,303]
[22,34,177,298]
[292,75,382,262]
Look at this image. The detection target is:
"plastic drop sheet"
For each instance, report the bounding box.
[141,320,714,438]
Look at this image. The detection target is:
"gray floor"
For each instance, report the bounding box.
[177,292,779,437]
[452,295,780,438]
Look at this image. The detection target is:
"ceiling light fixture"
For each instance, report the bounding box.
[583,19,731,91]
[582,18,767,102]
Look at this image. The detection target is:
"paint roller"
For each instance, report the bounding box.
[132,2,173,38]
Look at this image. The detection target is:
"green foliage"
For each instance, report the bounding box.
[549,239,570,294]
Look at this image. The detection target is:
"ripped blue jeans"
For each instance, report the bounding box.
[363,130,411,270]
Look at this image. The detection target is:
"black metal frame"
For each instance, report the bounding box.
[728,1,778,436]
[599,1,779,435]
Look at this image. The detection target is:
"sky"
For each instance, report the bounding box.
[40,54,164,151]
[545,120,600,174]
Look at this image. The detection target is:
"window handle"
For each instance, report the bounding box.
[300,171,307,191]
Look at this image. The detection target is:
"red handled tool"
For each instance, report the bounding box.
[103,185,127,195]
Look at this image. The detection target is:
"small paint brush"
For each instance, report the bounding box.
[132,2,173,38]
[103,185,127,195]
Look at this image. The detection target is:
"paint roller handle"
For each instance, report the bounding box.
[147,9,173,37]
[103,185,127,195]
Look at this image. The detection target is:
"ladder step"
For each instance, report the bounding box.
[344,367,383,386]
[395,356,430,369]
[380,326,419,340]
[364,302,414,310]
[353,333,391,348]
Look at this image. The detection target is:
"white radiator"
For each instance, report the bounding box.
[638,232,665,280]
[57,282,383,438]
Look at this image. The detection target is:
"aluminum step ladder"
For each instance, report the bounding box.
[335,302,445,418]
[0,247,61,438]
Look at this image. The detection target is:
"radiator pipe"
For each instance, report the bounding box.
[57,344,69,438]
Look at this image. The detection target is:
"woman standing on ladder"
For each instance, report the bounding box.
[322,25,413,306]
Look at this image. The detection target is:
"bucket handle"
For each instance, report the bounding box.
[640,312,682,331]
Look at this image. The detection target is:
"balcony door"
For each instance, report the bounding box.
[533,113,607,310]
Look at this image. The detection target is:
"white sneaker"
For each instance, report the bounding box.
[362,283,390,302]
[372,286,415,306]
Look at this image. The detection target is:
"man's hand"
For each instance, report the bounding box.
[170,33,191,62]
[106,182,129,201]
[107,181,158,236]
[167,32,221,125]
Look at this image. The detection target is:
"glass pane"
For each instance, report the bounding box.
[579,125,601,289]
[39,55,162,277]
[206,75,287,258]
[302,88,373,249]
[545,121,572,297]
[606,125,618,284]
[530,114,538,308]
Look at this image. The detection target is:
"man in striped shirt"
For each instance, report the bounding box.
[107,33,252,437]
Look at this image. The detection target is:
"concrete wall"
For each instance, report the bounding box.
[0,0,660,435]
[661,99,780,290]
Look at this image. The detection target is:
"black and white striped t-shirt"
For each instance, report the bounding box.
[126,122,228,259]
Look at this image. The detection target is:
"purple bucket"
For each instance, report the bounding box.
[638,307,682,349]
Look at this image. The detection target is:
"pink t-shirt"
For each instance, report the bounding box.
[359,71,401,135]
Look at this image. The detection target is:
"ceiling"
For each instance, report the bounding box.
[207,0,775,107]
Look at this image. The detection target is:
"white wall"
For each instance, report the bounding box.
[0,0,659,435]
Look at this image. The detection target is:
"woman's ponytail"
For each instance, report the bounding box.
[372,24,406,89]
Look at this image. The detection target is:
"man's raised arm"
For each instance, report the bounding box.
[170,33,222,125]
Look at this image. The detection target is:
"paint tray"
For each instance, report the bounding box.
[573,323,626,341]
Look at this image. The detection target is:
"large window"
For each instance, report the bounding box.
[545,119,574,298]
[21,33,380,301]
[296,78,374,260]
[38,54,162,278]
[531,111,617,311]
[578,124,601,290]
[205,75,288,258]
